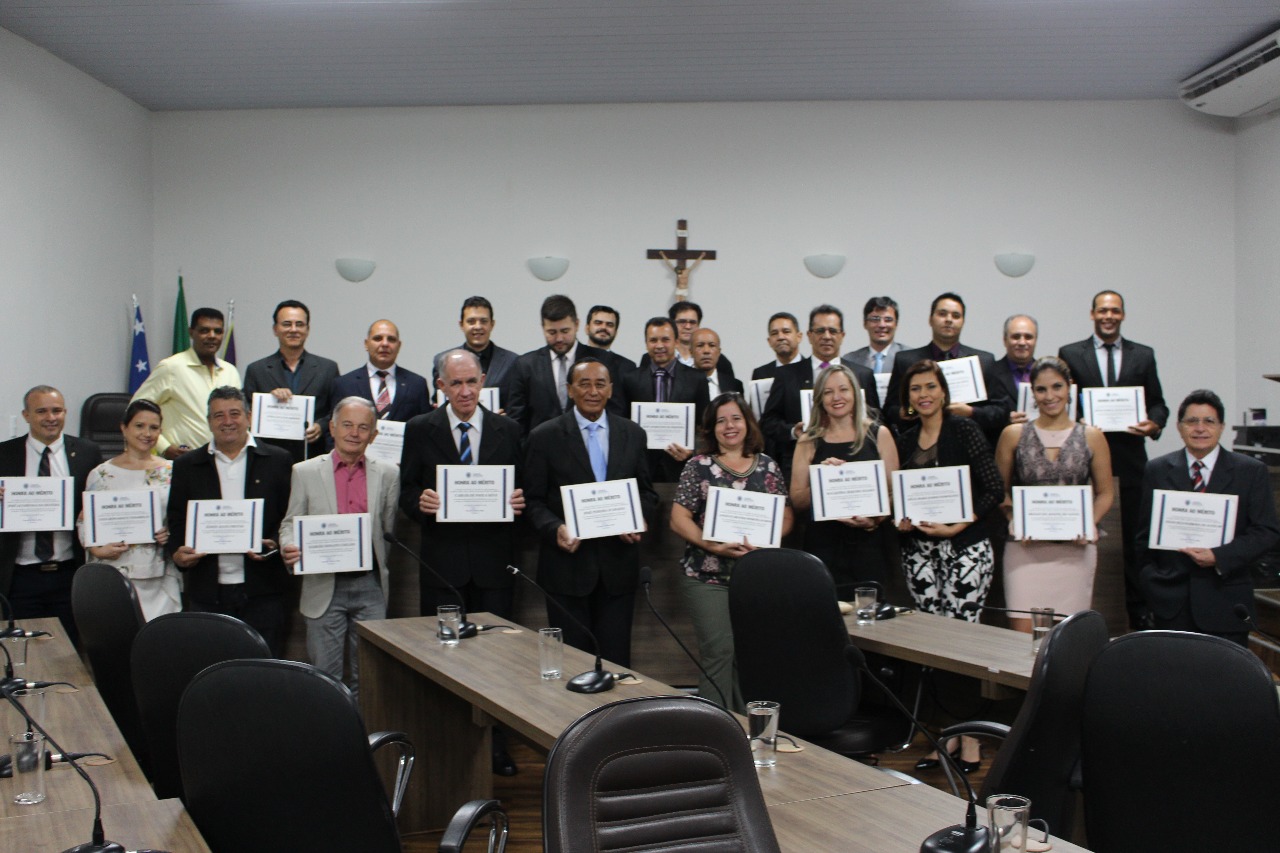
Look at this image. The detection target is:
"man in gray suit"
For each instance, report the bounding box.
[242,300,340,462]
[846,296,911,375]
[431,296,519,409]
[280,396,399,696]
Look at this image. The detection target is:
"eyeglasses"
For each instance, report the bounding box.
[1179,417,1221,427]
[865,315,895,325]
[809,327,842,336]
[674,319,699,326]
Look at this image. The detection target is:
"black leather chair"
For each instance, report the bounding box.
[1081,630,1280,852]
[70,561,149,775]
[543,695,781,853]
[941,609,1109,839]
[729,548,909,759]
[80,392,131,457]
[131,612,271,800]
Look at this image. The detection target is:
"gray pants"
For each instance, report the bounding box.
[305,571,386,698]
[680,573,745,714]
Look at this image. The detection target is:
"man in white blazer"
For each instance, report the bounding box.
[281,395,399,696]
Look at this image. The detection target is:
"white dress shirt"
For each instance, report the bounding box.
[210,436,257,584]
[366,363,398,404]
[1092,335,1124,385]
[16,435,73,564]
[446,404,484,462]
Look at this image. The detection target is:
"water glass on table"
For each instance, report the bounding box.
[538,627,563,680]
[746,700,780,767]
[986,793,1031,851]
[437,605,462,647]
[9,731,46,805]
[1030,608,1054,656]
[854,586,878,625]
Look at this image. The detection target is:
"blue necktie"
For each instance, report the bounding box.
[586,423,607,482]
[873,352,884,373]
[458,422,472,464]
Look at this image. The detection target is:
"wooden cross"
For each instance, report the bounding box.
[647,219,717,300]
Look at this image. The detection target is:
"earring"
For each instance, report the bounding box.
[907,406,915,416]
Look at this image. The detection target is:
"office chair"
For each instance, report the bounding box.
[80,392,132,457]
[543,695,781,853]
[1081,630,1280,852]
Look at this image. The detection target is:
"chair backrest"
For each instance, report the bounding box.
[1082,630,1280,852]
[178,658,401,853]
[131,612,271,800]
[729,548,859,737]
[79,392,131,456]
[977,609,1108,838]
[543,695,781,853]
[70,562,149,773]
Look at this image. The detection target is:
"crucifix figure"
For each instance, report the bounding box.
[647,219,717,302]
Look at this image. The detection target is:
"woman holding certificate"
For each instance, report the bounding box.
[77,400,179,621]
[790,364,899,596]
[995,357,1113,633]
[670,392,791,712]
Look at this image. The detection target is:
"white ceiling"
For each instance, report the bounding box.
[2,1,1278,112]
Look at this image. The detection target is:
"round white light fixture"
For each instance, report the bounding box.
[802,254,846,278]
[994,253,1035,278]
[335,258,376,282]
[527,257,570,281]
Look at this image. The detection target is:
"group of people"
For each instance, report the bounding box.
[1,286,1276,772]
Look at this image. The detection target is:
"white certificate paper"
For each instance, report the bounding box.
[939,356,988,405]
[437,464,515,523]
[748,378,773,416]
[0,477,75,532]
[892,465,974,525]
[1011,486,1094,541]
[185,499,264,554]
[292,513,373,574]
[702,486,785,548]
[809,461,891,521]
[632,403,695,450]
[365,419,405,466]
[1081,387,1146,433]
[1017,383,1078,421]
[251,393,315,440]
[561,478,645,540]
[1148,489,1238,551]
[83,489,163,546]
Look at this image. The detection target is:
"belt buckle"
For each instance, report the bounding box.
[39,561,60,572]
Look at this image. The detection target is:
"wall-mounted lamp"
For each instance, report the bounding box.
[802,254,846,278]
[994,253,1035,278]
[527,257,570,281]
[335,258,376,282]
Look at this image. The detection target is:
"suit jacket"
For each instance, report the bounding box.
[398,406,525,589]
[759,357,880,477]
[278,453,399,619]
[328,364,433,430]
[431,342,520,407]
[1058,338,1168,481]
[242,349,341,462]
[0,434,103,596]
[506,343,626,434]
[709,370,744,396]
[523,412,658,597]
[884,344,1011,447]
[1136,447,1280,633]
[165,441,294,603]
[990,356,1024,416]
[622,360,712,482]
[846,341,911,373]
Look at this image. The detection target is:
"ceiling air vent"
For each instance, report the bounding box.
[1179,29,1280,118]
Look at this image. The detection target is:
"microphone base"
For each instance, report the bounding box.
[63,843,126,853]
[566,669,616,694]
[920,824,989,853]
[458,620,479,639]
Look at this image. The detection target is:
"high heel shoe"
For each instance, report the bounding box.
[914,744,959,771]
[957,748,983,774]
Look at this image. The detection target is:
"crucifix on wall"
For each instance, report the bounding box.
[647,219,717,302]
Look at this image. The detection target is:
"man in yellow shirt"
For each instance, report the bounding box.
[132,307,241,459]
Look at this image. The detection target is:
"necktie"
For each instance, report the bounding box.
[1191,460,1207,492]
[375,369,391,415]
[35,447,53,562]
[654,368,668,403]
[458,422,472,464]
[555,355,568,410]
[1104,343,1117,387]
[873,352,884,373]
[818,361,831,370]
[586,423,607,482]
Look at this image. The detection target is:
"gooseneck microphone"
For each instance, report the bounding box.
[506,564,615,694]
[383,532,478,639]
[961,601,1059,619]
[1,591,22,638]
[1235,604,1280,646]
[846,645,989,853]
[638,566,727,709]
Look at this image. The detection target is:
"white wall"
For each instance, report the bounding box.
[0,27,152,433]
[1235,109,1280,424]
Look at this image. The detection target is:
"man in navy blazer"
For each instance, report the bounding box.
[328,320,433,437]
[1135,389,1279,646]
[622,317,712,483]
[523,360,658,668]
[430,296,519,410]
[1058,290,1168,629]
[990,314,1040,426]
[750,312,805,381]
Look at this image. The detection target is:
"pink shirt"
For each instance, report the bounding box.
[331,454,369,514]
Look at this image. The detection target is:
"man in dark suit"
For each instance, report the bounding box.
[884,292,1011,446]
[585,305,638,382]
[991,314,1039,427]
[242,299,340,462]
[506,294,625,434]
[693,328,743,398]
[1059,290,1168,629]
[523,360,658,667]
[0,386,103,645]
[430,296,519,410]
[167,387,294,655]
[750,311,805,381]
[328,319,433,430]
[760,304,880,478]
[622,317,711,483]
[1135,389,1279,646]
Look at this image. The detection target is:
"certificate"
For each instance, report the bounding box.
[1011,486,1094,541]
[1081,387,1146,432]
[83,489,163,546]
[184,499,264,554]
[892,465,973,525]
[433,387,500,411]
[291,513,373,574]
[365,419,405,466]
[702,486,785,548]
[748,378,773,416]
[1148,489,1238,551]
[251,393,315,440]
[632,403,695,450]
[1017,383,1078,421]
[0,477,74,532]
[809,461,891,521]
[437,464,515,523]
[561,478,645,540]
[939,356,987,405]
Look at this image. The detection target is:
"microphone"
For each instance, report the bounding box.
[0,591,21,638]
[1,750,111,778]
[845,644,989,853]
[506,564,615,694]
[302,420,311,462]
[1234,604,1280,646]
[961,602,1059,619]
[639,566,727,709]
[383,532,478,639]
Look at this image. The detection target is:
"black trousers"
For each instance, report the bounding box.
[1118,478,1149,626]
[9,561,79,647]
[189,585,287,656]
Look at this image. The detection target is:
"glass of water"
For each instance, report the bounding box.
[437,605,462,647]
[1030,608,1055,656]
[854,586,878,625]
[746,700,780,767]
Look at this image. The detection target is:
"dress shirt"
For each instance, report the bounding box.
[210,436,256,584]
[1092,335,1124,384]
[366,363,398,404]
[131,347,241,455]
[550,343,579,371]
[1009,359,1033,387]
[470,342,496,374]
[446,405,485,461]
[573,407,609,469]
[810,353,840,373]
[649,360,677,401]
[707,371,721,399]
[928,342,963,361]
[16,436,73,564]
[332,453,369,514]
[1185,446,1221,483]
[280,352,306,393]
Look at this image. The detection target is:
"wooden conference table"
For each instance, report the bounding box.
[0,798,209,853]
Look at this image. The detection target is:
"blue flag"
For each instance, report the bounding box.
[129,301,151,394]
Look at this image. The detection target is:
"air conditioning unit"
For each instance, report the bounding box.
[1179,28,1280,118]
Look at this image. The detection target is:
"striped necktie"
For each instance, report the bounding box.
[458,422,472,464]
[1190,460,1206,492]
[375,370,391,415]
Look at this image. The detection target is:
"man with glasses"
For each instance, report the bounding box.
[1135,389,1278,646]
[847,296,911,375]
